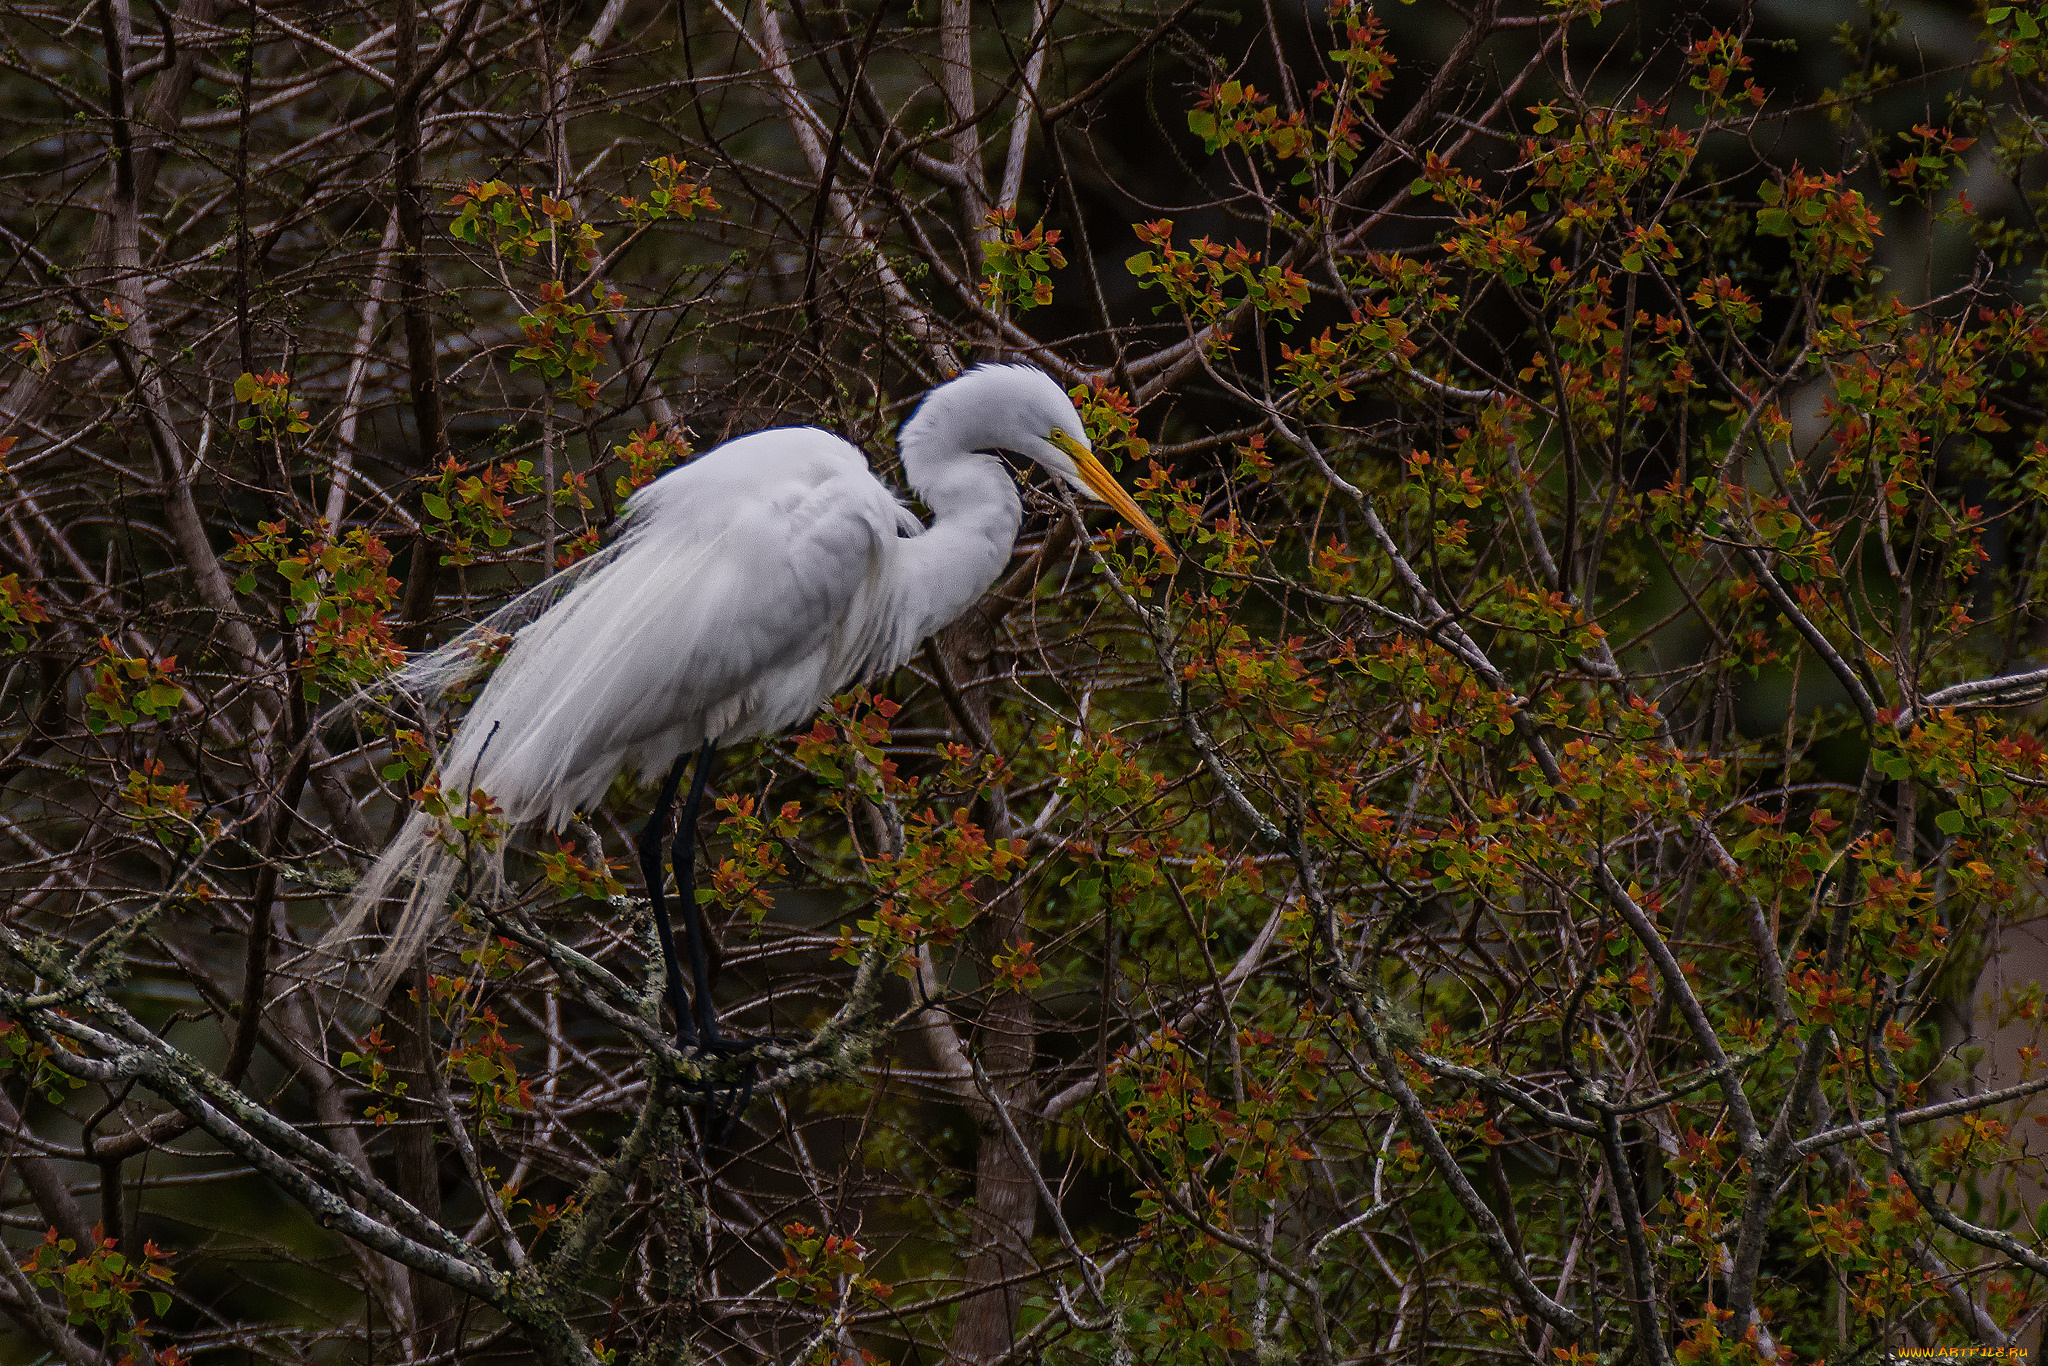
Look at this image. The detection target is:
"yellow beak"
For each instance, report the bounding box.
[1048,430,1176,567]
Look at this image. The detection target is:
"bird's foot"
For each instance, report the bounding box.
[678,1026,804,1063]
[671,1037,770,1147]
[686,1031,758,1060]
[671,1029,759,1098]
[672,1030,810,1145]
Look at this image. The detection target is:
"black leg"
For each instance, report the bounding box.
[672,739,722,1048]
[637,751,698,1049]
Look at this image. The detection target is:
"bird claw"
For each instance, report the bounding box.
[677,1025,803,1061]
[670,1039,769,1146]
[671,1030,811,1145]
[685,1032,758,1060]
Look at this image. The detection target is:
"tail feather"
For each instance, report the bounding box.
[324,810,492,1002]
[323,458,830,995]
[320,540,633,996]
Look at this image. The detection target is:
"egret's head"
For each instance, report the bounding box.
[904,364,1175,564]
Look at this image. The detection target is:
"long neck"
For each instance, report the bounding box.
[897,440,1023,641]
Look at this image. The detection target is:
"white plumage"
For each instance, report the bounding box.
[334,364,1172,1000]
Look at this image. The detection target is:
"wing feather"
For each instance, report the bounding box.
[452,427,905,821]
[331,427,912,990]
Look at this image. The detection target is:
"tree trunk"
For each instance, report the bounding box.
[392,962,455,1361]
[938,614,1043,1365]
[949,902,1041,1364]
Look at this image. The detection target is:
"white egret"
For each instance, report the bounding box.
[337,363,1173,1050]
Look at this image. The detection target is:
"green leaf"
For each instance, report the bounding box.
[421,492,452,521]
[1936,809,1967,835]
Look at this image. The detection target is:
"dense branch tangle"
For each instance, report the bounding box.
[3,0,2048,1362]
